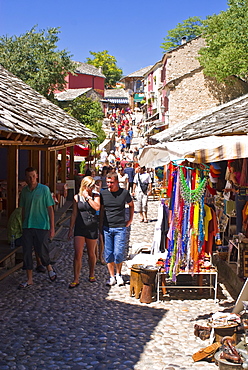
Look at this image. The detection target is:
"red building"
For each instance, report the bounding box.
[59,62,105,97]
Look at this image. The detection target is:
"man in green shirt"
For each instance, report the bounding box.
[18,167,57,289]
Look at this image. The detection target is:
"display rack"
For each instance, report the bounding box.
[156,270,218,303]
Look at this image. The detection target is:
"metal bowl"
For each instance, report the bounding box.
[214,350,245,370]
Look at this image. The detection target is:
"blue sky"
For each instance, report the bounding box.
[0,0,228,76]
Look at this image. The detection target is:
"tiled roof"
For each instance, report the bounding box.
[104,88,129,98]
[152,93,248,143]
[74,62,106,78]
[0,65,96,142]
[55,88,92,101]
[121,66,153,80]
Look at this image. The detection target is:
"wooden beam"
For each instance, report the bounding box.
[43,151,50,185]
[19,142,78,151]
[69,146,74,179]
[13,133,21,141]
[30,150,41,173]
[7,146,18,217]
[60,148,67,183]
[49,151,56,193]
[0,140,40,146]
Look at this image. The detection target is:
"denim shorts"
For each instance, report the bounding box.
[103,226,126,264]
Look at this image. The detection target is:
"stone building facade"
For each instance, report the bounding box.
[162,37,248,127]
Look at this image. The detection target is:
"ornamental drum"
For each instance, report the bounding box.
[140,266,158,304]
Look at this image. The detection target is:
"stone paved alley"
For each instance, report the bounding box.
[0,196,235,370]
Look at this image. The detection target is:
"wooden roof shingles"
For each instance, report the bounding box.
[104,89,129,99]
[152,93,248,143]
[0,65,96,144]
[55,88,92,101]
[74,62,106,78]
[120,66,153,80]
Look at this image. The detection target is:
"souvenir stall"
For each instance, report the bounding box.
[154,160,218,301]
[139,136,248,273]
[136,136,248,301]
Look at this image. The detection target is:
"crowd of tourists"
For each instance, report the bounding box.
[107,107,144,138]
[16,106,156,291]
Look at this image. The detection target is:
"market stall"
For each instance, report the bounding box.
[136,135,248,300]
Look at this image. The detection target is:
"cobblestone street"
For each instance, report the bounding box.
[0,197,235,370]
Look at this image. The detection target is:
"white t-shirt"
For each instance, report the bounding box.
[133,172,151,192]
[108,154,116,164]
[100,151,108,162]
[118,173,129,189]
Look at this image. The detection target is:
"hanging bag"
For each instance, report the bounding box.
[138,174,148,194]
[78,195,97,228]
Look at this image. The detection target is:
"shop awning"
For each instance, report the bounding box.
[134,93,144,102]
[139,135,248,167]
[58,145,89,157]
[194,135,248,163]
[105,98,129,104]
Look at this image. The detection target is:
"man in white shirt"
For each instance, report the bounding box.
[108,150,116,166]
[132,166,152,223]
[100,148,108,163]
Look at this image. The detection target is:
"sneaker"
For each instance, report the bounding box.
[106,276,116,286]
[116,274,124,286]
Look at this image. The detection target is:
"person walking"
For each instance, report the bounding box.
[18,167,57,289]
[68,176,100,288]
[124,162,135,192]
[118,166,129,190]
[132,166,152,223]
[125,133,131,151]
[99,148,108,163]
[100,172,134,286]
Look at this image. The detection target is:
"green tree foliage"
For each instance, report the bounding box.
[0,26,75,99]
[161,17,203,53]
[86,50,123,87]
[199,0,248,83]
[63,95,106,144]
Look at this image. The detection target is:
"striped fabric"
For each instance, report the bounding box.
[139,135,248,167]
[194,135,248,163]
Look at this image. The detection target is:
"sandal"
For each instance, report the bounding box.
[89,276,96,283]
[18,282,33,290]
[48,269,57,282]
[68,282,80,289]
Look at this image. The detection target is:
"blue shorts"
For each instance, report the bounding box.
[103,226,126,264]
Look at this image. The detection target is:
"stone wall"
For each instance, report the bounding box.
[166,37,206,84]
[166,37,248,127]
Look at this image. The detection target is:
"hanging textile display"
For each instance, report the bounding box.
[165,161,210,281]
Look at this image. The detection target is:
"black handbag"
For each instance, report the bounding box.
[138,174,148,194]
[78,195,97,228]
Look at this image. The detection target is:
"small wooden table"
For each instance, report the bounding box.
[156,270,218,302]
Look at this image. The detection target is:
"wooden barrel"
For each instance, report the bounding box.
[130,264,143,299]
[140,267,158,304]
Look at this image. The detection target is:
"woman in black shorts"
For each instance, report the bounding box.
[68,176,100,288]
